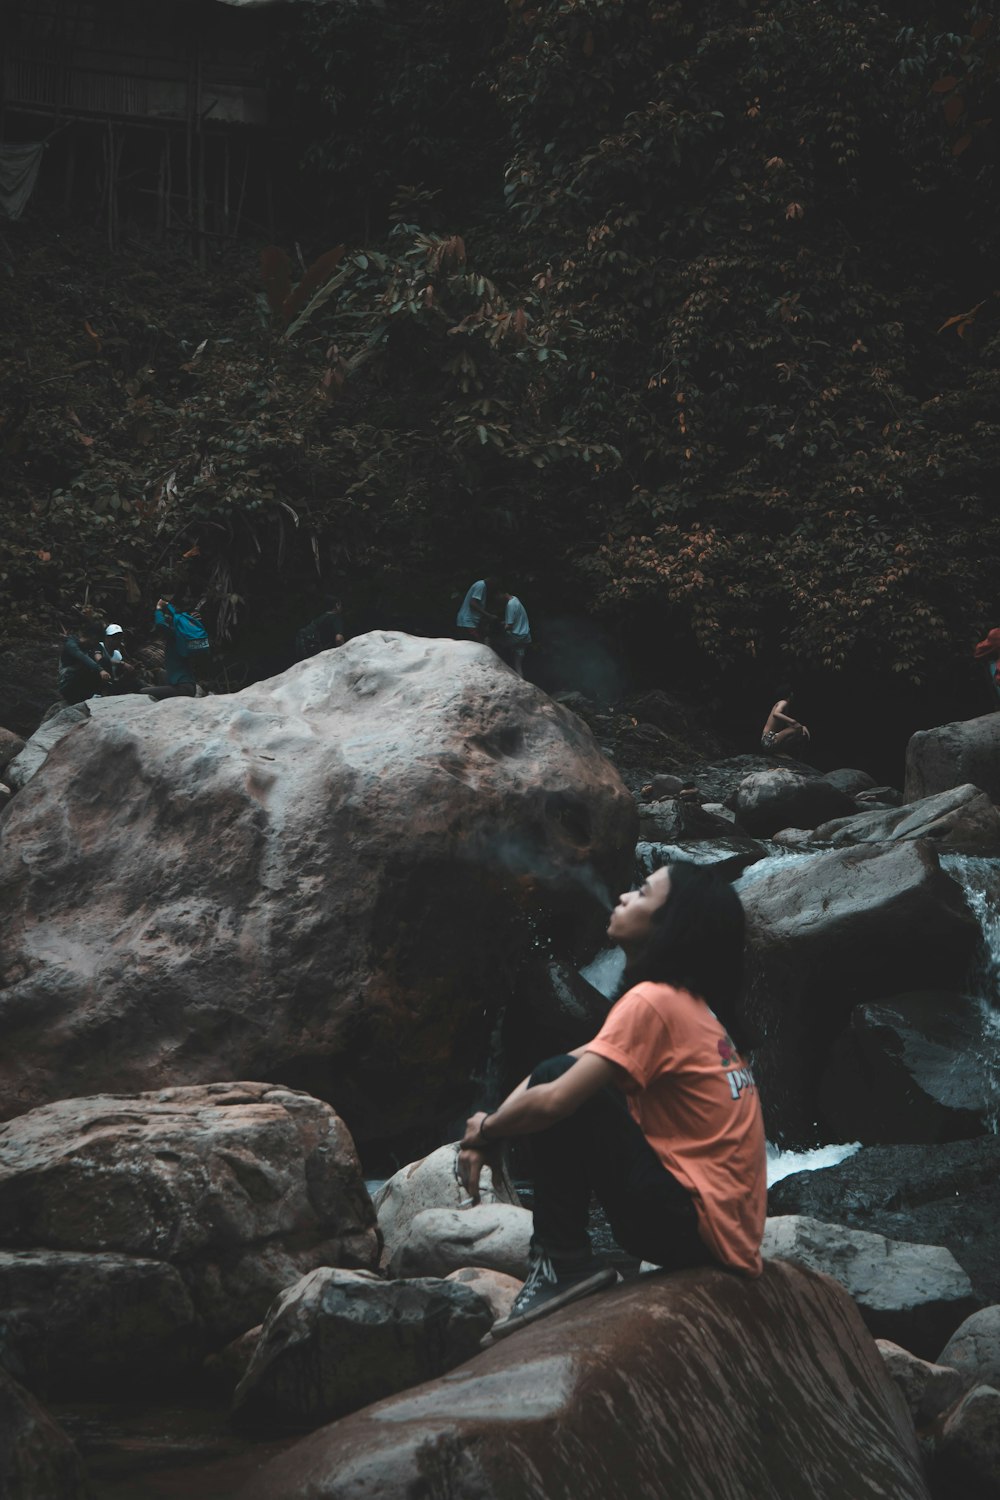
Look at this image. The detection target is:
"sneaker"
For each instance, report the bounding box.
[486,1248,618,1345]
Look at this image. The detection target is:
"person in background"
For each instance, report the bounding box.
[58,620,111,704]
[100,623,144,693]
[455,576,498,643]
[458,862,765,1343]
[146,596,197,700]
[497,588,531,677]
[973,628,1000,706]
[760,686,810,753]
[295,597,346,660]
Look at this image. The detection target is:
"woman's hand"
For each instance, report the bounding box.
[457,1111,493,1205]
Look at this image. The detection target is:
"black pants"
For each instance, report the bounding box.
[526,1054,713,1271]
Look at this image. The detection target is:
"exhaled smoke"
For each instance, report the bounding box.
[471,832,612,911]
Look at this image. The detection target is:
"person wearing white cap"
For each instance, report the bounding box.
[100,623,143,693]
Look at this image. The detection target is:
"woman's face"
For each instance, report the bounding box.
[607,866,671,949]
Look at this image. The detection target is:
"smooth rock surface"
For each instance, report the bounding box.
[763,1215,981,1359]
[733,768,855,837]
[767,1136,1000,1305]
[810,783,1000,855]
[931,1384,1000,1498]
[876,1340,965,1427]
[0,1083,378,1389]
[387,1203,533,1280]
[444,1266,522,1322]
[818,992,999,1144]
[231,1268,494,1431]
[635,836,767,881]
[0,634,636,1149]
[239,1261,930,1500]
[939,1306,1000,1393]
[905,712,1000,803]
[637,799,738,842]
[374,1144,519,1268]
[0,1366,89,1500]
[823,767,879,796]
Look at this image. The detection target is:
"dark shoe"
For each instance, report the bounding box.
[485,1248,618,1345]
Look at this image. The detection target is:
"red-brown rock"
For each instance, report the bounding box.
[239,1261,930,1500]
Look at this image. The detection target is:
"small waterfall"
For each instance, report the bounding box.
[942,854,1000,1131]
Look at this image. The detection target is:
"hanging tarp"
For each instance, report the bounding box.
[0,143,45,221]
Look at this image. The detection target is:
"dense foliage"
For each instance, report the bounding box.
[3,0,1000,710]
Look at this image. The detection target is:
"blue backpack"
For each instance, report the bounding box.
[165,603,210,657]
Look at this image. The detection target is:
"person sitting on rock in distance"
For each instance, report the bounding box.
[495,587,532,677]
[100,623,145,693]
[145,595,198,700]
[58,618,111,704]
[458,861,766,1341]
[973,628,1000,706]
[760,686,810,753]
[295,596,346,660]
[455,575,498,643]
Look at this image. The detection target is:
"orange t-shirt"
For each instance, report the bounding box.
[586,981,766,1275]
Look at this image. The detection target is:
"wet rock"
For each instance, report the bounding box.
[0,728,25,777]
[767,1136,1000,1306]
[738,842,979,1142]
[240,1260,930,1500]
[0,1083,378,1394]
[445,1266,522,1322]
[733,768,856,837]
[939,1307,1000,1393]
[231,1268,493,1433]
[906,712,1000,804]
[387,1204,533,1280]
[637,799,739,841]
[876,1340,964,1427]
[824,767,879,796]
[374,1143,520,1270]
[0,1365,89,1499]
[857,786,904,808]
[0,634,636,1152]
[640,772,689,799]
[818,993,998,1144]
[762,1215,980,1359]
[810,784,1000,855]
[931,1384,1000,1498]
[636,838,767,881]
[770,827,814,846]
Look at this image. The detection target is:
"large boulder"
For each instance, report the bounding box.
[939,1307,1000,1393]
[636,799,739,842]
[767,1136,1000,1305]
[239,1261,930,1500]
[809,783,1000,855]
[387,1203,533,1280]
[823,767,879,796]
[930,1384,1000,1499]
[231,1268,494,1432]
[0,1083,378,1394]
[0,1366,89,1500]
[876,1340,965,1427]
[762,1215,981,1359]
[0,634,636,1152]
[737,842,979,1142]
[732,768,855,837]
[818,993,998,1144]
[0,727,25,778]
[636,837,767,882]
[905,712,1000,803]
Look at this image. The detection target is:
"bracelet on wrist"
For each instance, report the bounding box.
[479,1113,494,1143]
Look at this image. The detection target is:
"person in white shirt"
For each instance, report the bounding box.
[455,576,498,642]
[498,591,531,677]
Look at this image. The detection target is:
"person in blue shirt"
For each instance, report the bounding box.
[497,590,532,677]
[146,596,198,699]
[455,576,498,642]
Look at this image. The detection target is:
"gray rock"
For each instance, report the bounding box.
[733,768,855,837]
[857,786,904,808]
[818,993,999,1145]
[0,634,635,1153]
[445,1266,522,1322]
[932,1384,1000,1498]
[4,702,89,789]
[0,1083,378,1393]
[762,1215,981,1359]
[374,1143,520,1269]
[811,783,1000,855]
[906,712,1000,803]
[824,767,879,796]
[636,838,767,881]
[388,1204,533,1280]
[939,1306,1000,1393]
[738,843,979,1142]
[637,799,737,842]
[231,1267,493,1432]
[876,1340,965,1427]
[767,1137,1000,1307]
[0,1366,89,1500]
[240,1261,930,1500]
[0,728,25,777]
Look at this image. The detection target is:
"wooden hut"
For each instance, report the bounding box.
[0,0,283,252]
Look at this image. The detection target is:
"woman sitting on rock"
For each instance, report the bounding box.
[760,686,810,753]
[973,628,1000,706]
[459,861,766,1340]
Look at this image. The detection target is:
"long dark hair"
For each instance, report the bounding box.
[625,861,754,1053]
